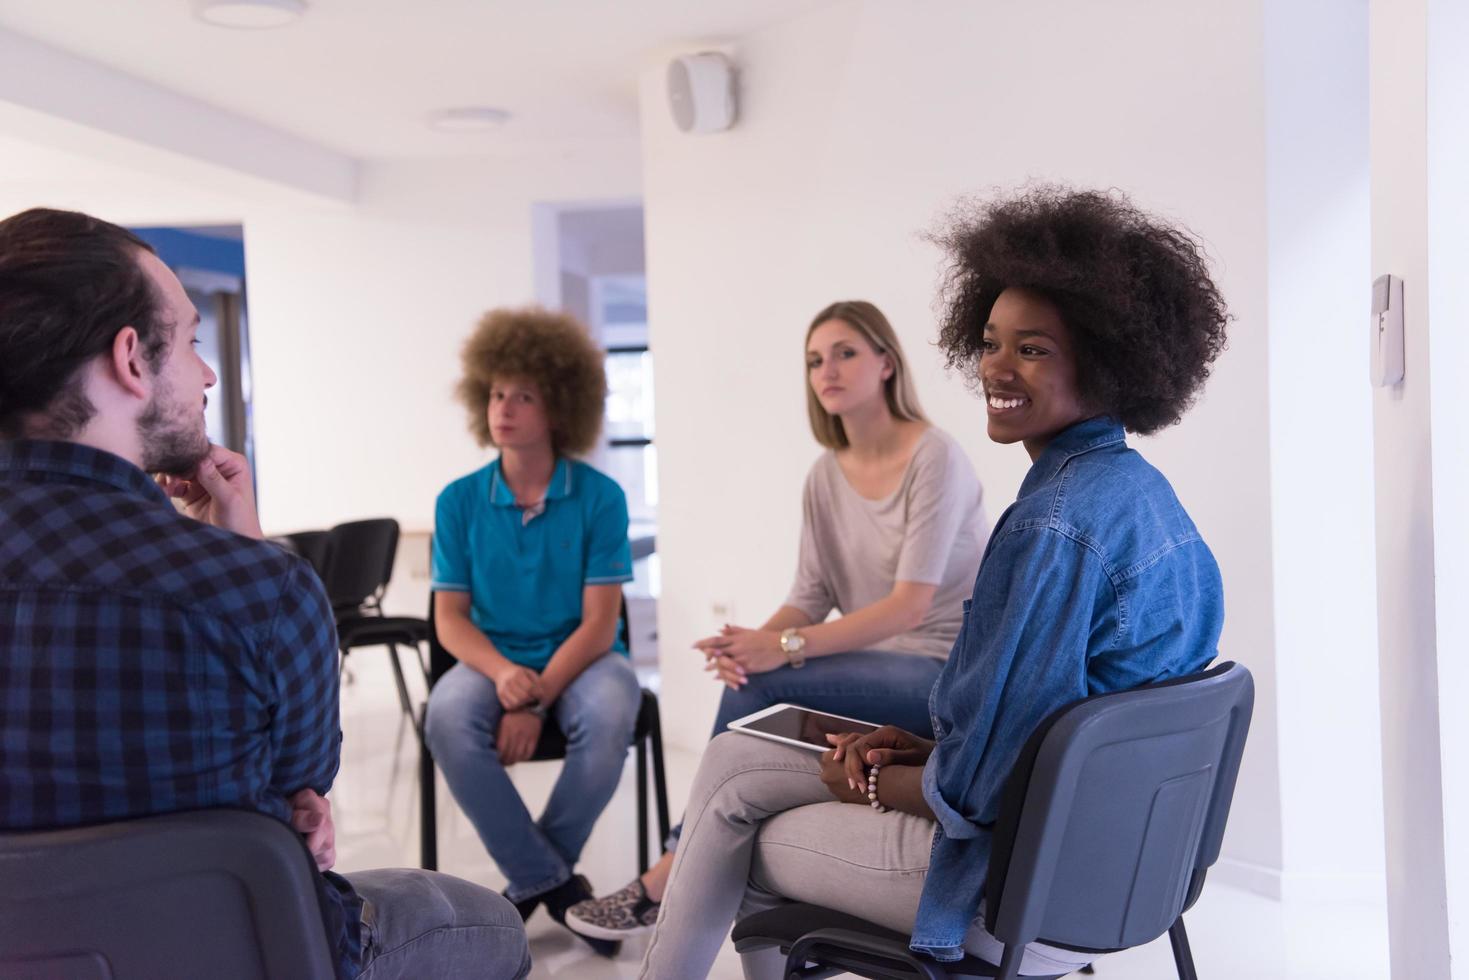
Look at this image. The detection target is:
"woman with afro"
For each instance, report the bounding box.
[637,187,1230,978]
[424,307,641,957]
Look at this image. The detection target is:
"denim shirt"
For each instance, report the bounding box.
[913,417,1223,960]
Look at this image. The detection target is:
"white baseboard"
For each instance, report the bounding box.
[1211,859,1387,907]
[1279,870,1387,907]
[1212,857,1283,899]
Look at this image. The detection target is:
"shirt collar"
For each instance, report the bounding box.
[487,456,573,507]
[0,439,169,504]
[1019,416,1126,495]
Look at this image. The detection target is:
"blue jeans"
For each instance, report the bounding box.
[665,650,943,849]
[346,868,530,979]
[424,652,641,901]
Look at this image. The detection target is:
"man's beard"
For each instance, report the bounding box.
[138,383,210,477]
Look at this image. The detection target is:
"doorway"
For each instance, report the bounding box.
[532,201,658,666]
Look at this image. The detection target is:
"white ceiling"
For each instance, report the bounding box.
[0,129,247,223]
[0,0,833,159]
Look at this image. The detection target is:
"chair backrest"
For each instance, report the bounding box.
[281,529,334,581]
[324,518,399,612]
[0,808,336,980]
[984,661,1253,954]
[425,588,458,687]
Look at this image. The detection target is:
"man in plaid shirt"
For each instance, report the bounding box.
[0,208,529,979]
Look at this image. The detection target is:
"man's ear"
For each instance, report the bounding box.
[107,327,151,401]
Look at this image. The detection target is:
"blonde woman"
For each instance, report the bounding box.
[567,300,989,942]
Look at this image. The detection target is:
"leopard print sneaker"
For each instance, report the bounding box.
[564,877,661,940]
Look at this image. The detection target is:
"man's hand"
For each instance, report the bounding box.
[288,787,336,871]
[156,444,263,540]
[493,663,544,711]
[498,710,544,766]
[818,748,871,805]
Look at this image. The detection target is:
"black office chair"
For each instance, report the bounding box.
[280,529,333,582]
[323,518,433,720]
[732,661,1255,980]
[0,808,335,980]
[416,591,672,878]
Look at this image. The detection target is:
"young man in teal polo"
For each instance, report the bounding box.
[424,307,640,958]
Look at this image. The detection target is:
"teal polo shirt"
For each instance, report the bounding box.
[431,457,633,670]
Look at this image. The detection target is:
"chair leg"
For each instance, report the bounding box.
[385,643,413,718]
[650,706,671,849]
[418,707,437,871]
[636,736,650,874]
[1168,916,1198,980]
[995,943,1022,980]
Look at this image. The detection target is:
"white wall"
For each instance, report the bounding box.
[639,0,1284,886]
[1263,0,1388,943]
[240,149,642,533]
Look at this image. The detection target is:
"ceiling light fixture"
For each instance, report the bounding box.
[427,107,513,134]
[194,0,307,29]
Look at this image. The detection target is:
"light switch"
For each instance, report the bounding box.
[1371,274,1404,387]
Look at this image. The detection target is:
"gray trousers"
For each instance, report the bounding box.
[344,868,531,979]
[638,733,1093,980]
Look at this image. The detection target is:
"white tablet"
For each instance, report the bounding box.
[726,703,880,753]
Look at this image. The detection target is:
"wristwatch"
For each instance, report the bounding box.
[524,700,548,720]
[779,628,807,669]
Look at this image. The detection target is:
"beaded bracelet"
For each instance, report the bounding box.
[867,764,888,812]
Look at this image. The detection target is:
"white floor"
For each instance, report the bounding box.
[331,649,1389,979]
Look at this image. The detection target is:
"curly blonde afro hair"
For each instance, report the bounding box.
[455,306,607,455]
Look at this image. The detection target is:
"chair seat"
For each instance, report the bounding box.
[732,904,1070,980]
[732,903,913,951]
[336,615,431,649]
[530,687,659,760]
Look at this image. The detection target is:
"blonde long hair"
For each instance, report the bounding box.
[804,300,927,449]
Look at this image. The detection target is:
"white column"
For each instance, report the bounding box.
[1427,0,1469,968]
[1369,0,1454,973]
[1264,0,1388,948]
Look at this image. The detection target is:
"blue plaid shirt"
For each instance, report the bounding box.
[0,440,363,978]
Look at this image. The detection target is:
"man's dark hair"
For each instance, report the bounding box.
[0,208,168,440]
[933,186,1230,435]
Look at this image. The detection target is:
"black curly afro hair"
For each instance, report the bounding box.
[933,186,1229,435]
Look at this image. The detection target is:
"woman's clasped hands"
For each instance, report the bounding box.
[694,624,785,690]
[818,725,935,806]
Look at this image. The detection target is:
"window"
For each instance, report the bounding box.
[594,276,658,597]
